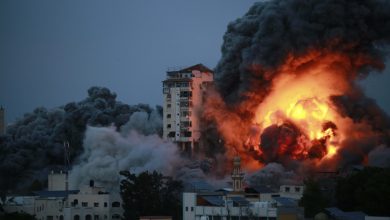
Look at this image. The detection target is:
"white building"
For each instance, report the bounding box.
[2,171,123,220]
[182,157,305,220]
[183,192,277,220]
[162,64,213,155]
[279,185,304,200]
[64,181,122,220]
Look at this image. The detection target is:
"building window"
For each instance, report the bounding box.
[167,124,171,129]
[180,101,192,107]
[182,111,191,117]
[167,104,171,108]
[85,215,92,220]
[73,199,78,207]
[168,132,175,138]
[191,207,194,211]
[182,131,192,137]
[295,187,301,192]
[180,121,192,128]
[176,82,189,87]
[94,215,99,220]
[180,91,192,98]
[82,202,88,207]
[104,202,108,207]
[46,216,54,220]
[285,187,290,192]
[185,207,188,211]
[59,216,64,220]
[74,215,80,220]
[94,202,99,207]
[167,114,171,118]
[112,202,120,207]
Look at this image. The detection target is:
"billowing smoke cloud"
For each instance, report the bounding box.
[215,0,390,103]
[247,163,300,188]
[203,0,390,172]
[70,107,216,190]
[0,87,163,193]
[368,145,390,167]
[70,126,181,191]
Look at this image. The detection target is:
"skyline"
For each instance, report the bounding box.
[1,0,390,124]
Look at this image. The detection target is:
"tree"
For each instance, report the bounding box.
[119,170,182,220]
[299,179,329,218]
[0,212,37,220]
[336,167,390,216]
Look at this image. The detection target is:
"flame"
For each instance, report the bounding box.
[204,49,377,171]
[326,145,338,158]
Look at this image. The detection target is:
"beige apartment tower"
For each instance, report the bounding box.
[0,106,5,135]
[162,64,213,156]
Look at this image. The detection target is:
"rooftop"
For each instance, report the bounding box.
[167,63,213,74]
[34,190,79,198]
[325,207,366,220]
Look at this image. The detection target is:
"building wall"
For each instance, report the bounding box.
[183,193,196,220]
[48,172,67,191]
[35,198,65,220]
[259,193,279,202]
[66,189,122,220]
[3,185,122,220]
[163,66,213,155]
[182,193,278,220]
[279,185,304,200]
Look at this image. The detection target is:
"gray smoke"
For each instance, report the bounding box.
[368,145,390,167]
[121,111,163,136]
[247,163,300,188]
[0,87,163,193]
[70,125,181,191]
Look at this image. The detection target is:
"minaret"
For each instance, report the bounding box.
[231,156,244,193]
[0,106,5,135]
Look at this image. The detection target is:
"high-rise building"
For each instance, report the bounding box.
[0,106,5,135]
[162,64,213,155]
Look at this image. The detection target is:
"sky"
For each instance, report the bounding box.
[1,0,390,123]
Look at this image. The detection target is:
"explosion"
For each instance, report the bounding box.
[204,0,390,173]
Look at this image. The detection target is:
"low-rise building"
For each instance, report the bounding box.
[279,184,304,200]
[182,157,304,220]
[2,171,123,220]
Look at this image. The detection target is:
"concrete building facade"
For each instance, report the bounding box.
[2,172,123,220]
[162,64,213,155]
[183,157,305,220]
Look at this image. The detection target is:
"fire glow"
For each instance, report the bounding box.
[205,49,382,171]
[204,0,390,174]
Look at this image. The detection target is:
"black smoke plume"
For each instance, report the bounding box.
[206,0,390,170]
[0,87,163,194]
[215,0,390,104]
